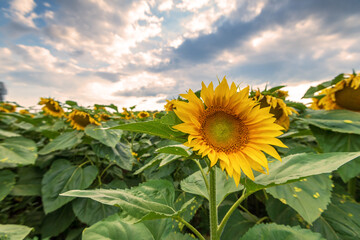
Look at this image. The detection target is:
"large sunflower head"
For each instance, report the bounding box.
[67,110,100,130]
[315,74,360,111]
[172,77,287,186]
[253,91,298,131]
[0,103,17,112]
[38,97,65,117]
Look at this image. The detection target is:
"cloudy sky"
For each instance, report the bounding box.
[1,0,359,110]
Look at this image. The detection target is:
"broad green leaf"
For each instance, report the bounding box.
[171,193,203,232]
[142,218,173,240]
[72,198,118,225]
[180,167,244,207]
[10,167,42,196]
[156,145,191,157]
[301,109,360,134]
[241,223,325,240]
[134,153,181,175]
[0,137,37,168]
[163,232,195,240]
[265,196,303,227]
[254,152,360,187]
[302,74,344,98]
[158,111,182,125]
[110,121,186,142]
[0,224,33,240]
[41,159,98,214]
[266,174,332,224]
[82,214,153,240]
[218,207,256,240]
[92,142,134,171]
[39,131,84,155]
[310,126,360,182]
[0,170,16,201]
[62,179,194,224]
[312,193,360,240]
[85,121,122,148]
[0,129,20,138]
[41,204,75,238]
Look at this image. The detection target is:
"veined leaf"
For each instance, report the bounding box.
[62,179,194,224]
[266,174,332,224]
[302,74,344,98]
[0,137,37,168]
[39,131,84,155]
[0,224,33,240]
[180,167,244,207]
[42,159,98,214]
[85,121,122,148]
[41,204,76,238]
[241,223,325,240]
[0,170,16,201]
[156,145,191,157]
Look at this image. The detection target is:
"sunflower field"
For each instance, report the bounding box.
[0,73,360,240]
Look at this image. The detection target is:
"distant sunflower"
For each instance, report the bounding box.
[121,107,134,120]
[38,98,64,117]
[137,111,150,119]
[98,113,111,122]
[0,107,9,112]
[0,103,16,112]
[253,91,298,131]
[316,74,360,111]
[19,109,34,117]
[67,110,100,130]
[173,77,287,186]
[164,99,176,111]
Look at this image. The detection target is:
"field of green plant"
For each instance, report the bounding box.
[0,73,359,240]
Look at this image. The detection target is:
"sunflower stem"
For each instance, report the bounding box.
[209,166,218,240]
[217,189,250,237]
[193,159,210,193]
[174,216,205,240]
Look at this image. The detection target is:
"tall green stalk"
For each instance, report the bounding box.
[209,166,218,240]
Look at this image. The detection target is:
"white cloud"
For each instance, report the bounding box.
[158,0,173,11]
[5,0,38,28]
[176,0,210,12]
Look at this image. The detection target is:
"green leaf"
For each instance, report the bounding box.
[10,167,42,196]
[0,170,16,201]
[0,129,21,138]
[254,152,360,187]
[312,193,360,240]
[41,204,76,238]
[92,142,134,171]
[159,111,183,125]
[241,223,325,240]
[41,159,98,214]
[82,214,153,240]
[110,120,186,142]
[0,137,37,168]
[85,121,122,148]
[310,126,360,182]
[266,174,332,224]
[218,207,256,240]
[62,179,193,224]
[156,145,191,157]
[72,198,118,225]
[39,131,84,155]
[181,166,244,207]
[0,224,33,240]
[265,196,303,227]
[134,153,181,175]
[302,73,344,98]
[301,109,360,134]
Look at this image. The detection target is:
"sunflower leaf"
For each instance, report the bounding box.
[110,120,187,142]
[85,121,123,148]
[302,73,344,98]
[156,145,191,157]
[0,137,37,169]
[39,131,84,155]
[0,170,16,201]
[0,224,33,240]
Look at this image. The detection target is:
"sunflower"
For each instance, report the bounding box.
[315,74,360,111]
[253,91,298,131]
[98,113,111,122]
[172,77,287,186]
[164,99,176,111]
[0,103,16,112]
[38,98,64,117]
[67,110,100,130]
[121,107,134,120]
[137,111,150,119]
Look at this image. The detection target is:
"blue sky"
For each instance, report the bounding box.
[1,0,359,110]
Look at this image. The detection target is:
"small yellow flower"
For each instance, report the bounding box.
[137,111,150,119]
[67,110,100,130]
[38,98,64,117]
[121,107,134,120]
[0,103,16,112]
[164,99,176,111]
[98,113,111,122]
[173,77,287,186]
